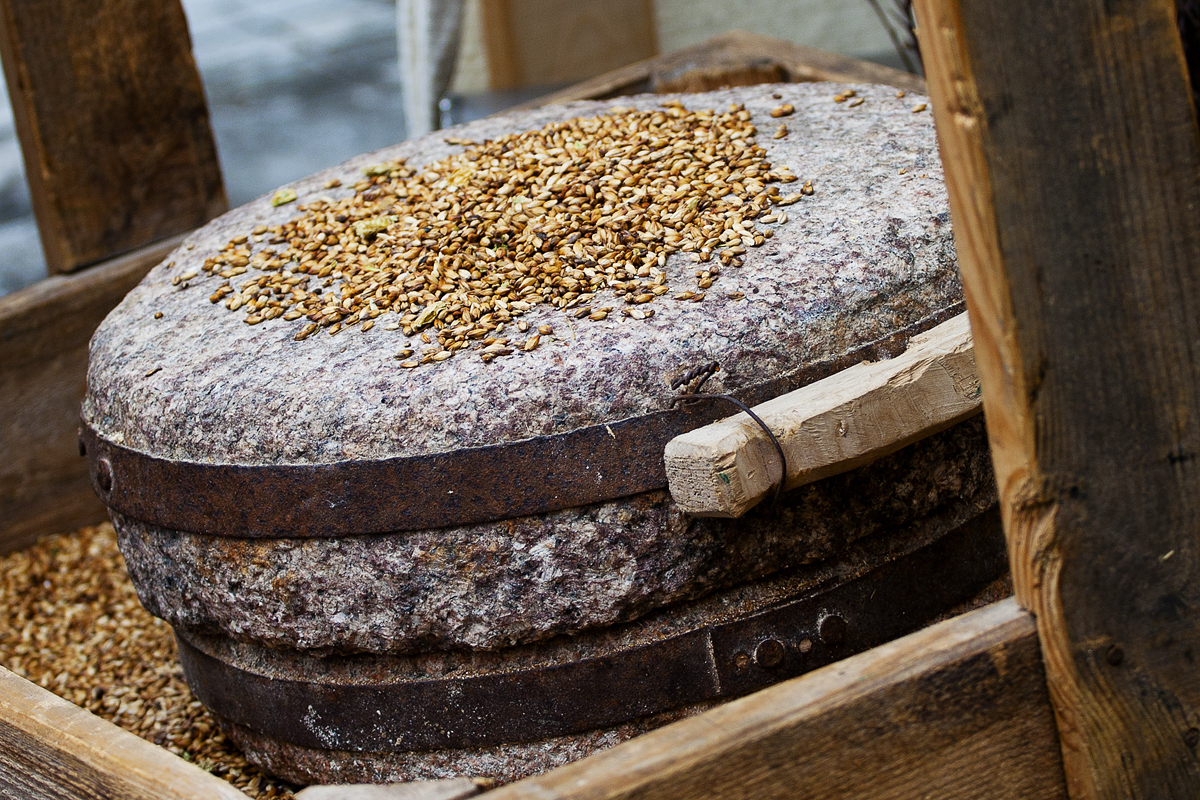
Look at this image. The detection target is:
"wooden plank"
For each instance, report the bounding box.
[295,778,484,799]
[488,597,1066,800]
[910,0,1200,797]
[480,0,657,91]
[665,312,980,518]
[0,0,225,273]
[481,0,657,91]
[508,29,926,112]
[479,0,521,91]
[0,234,183,555]
[0,665,245,800]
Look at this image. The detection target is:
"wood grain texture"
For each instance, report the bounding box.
[0,665,245,800]
[481,0,657,91]
[507,29,926,112]
[0,235,183,556]
[664,312,980,518]
[295,779,483,800]
[480,0,520,91]
[912,0,1200,797]
[488,597,1066,800]
[0,0,225,273]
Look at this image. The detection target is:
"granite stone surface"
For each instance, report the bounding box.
[88,82,968,655]
[189,460,997,785]
[84,82,956,466]
[120,418,993,654]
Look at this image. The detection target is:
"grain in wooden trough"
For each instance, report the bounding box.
[0,524,298,799]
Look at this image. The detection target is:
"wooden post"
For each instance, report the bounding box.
[0,0,225,273]
[480,0,657,91]
[912,0,1200,796]
[0,235,184,554]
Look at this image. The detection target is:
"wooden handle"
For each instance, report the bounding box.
[664,312,981,518]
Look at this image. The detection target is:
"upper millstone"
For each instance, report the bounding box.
[84,83,957,470]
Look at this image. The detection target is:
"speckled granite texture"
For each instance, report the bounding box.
[119,417,993,654]
[193,479,995,785]
[87,81,968,655]
[84,82,956,466]
[84,83,977,784]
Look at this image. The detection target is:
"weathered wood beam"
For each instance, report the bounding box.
[0,664,245,799]
[294,778,484,799]
[911,0,1200,796]
[0,235,183,555]
[491,598,1066,800]
[664,312,980,518]
[0,0,225,273]
[480,0,657,92]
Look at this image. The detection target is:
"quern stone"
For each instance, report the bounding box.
[84,82,982,783]
[86,82,960,651]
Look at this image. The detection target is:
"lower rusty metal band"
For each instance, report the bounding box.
[81,303,963,537]
[177,505,1005,752]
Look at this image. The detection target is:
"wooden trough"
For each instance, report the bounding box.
[3,0,1200,797]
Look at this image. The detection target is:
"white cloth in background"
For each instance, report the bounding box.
[397,0,466,138]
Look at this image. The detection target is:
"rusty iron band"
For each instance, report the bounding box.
[176,506,1006,752]
[81,303,963,537]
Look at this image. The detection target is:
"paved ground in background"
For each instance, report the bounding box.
[0,0,906,296]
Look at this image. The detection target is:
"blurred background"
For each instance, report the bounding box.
[0,0,916,296]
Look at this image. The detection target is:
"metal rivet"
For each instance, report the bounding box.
[798,638,813,654]
[755,638,785,669]
[77,430,87,458]
[96,458,113,493]
[818,614,848,645]
[733,651,752,671]
[1106,644,1124,666]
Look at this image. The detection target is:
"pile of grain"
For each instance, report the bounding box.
[194,101,807,365]
[0,524,297,799]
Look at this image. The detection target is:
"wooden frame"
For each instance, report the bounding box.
[912,0,1200,794]
[0,235,185,556]
[480,0,659,91]
[486,598,1066,800]
[0,0,226,555]
[0,0,225,275]
[0,665,245,799]
[5,5,1198,797]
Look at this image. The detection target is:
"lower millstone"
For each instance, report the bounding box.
[114,417,996,656]
[214,703,719,787]
[169,491,1007,784]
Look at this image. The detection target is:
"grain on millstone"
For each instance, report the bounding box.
[199,101,785,364]
[85,83,956,469]
[0,524,299,799]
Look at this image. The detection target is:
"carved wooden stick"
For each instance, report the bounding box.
[665,312,980,518]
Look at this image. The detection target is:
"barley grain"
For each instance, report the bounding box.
[0,525,298,799]
[197,104,797,368]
